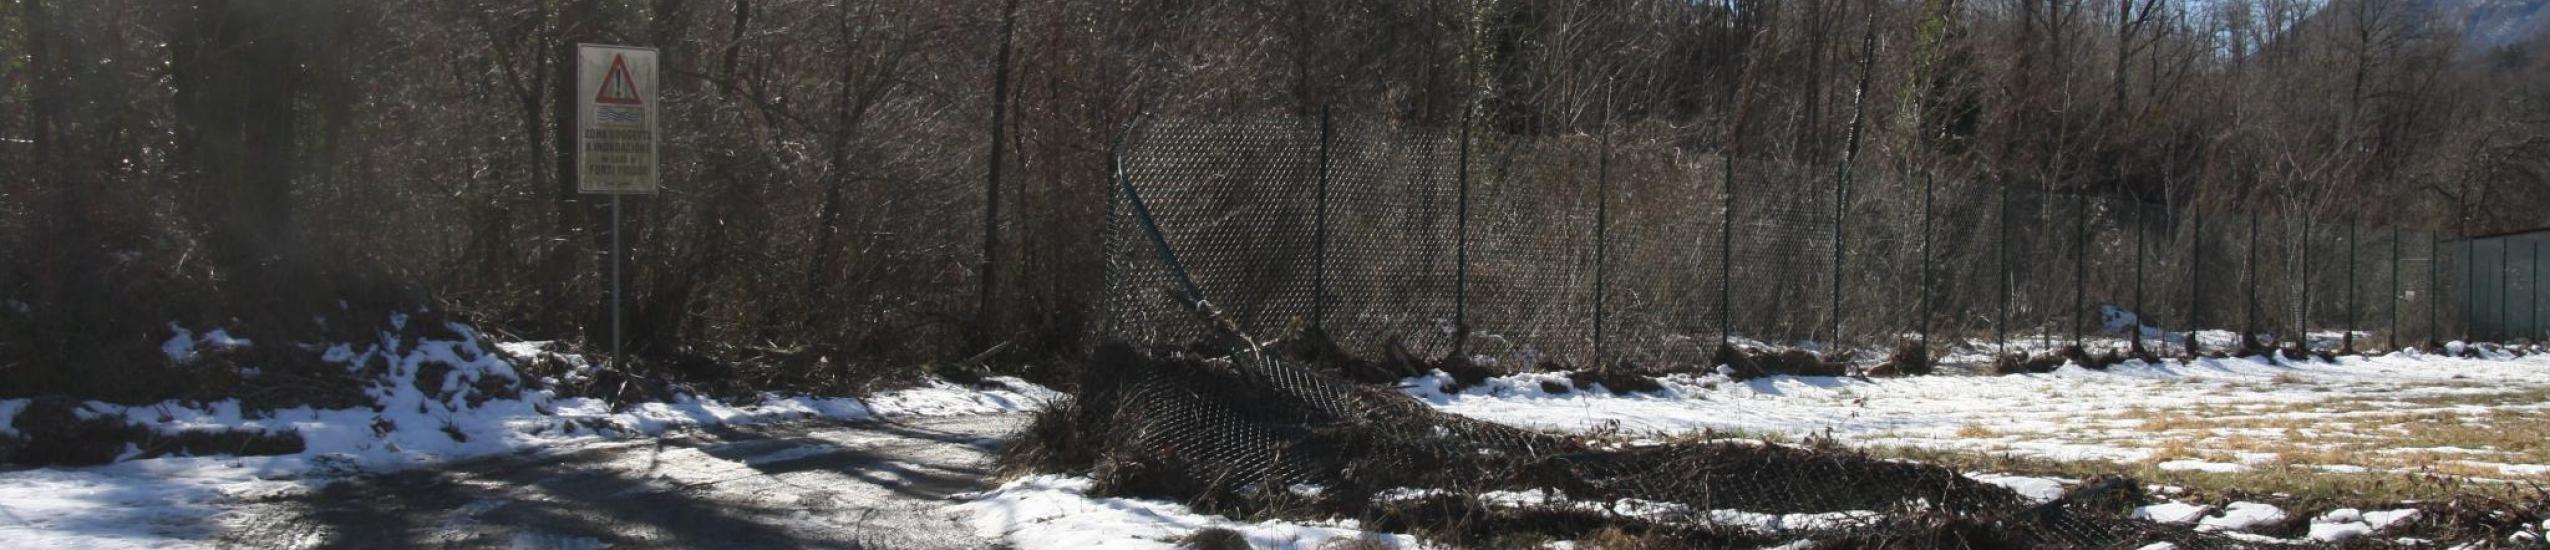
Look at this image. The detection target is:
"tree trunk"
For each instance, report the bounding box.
[21,0,85,316]
[541,0,601,338]
[976,0,1022,349]
[237,8,299,283]
[168,0,305,306]
[1795,0,1830,163]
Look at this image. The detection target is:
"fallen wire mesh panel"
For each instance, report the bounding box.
[1006,342,2283,549]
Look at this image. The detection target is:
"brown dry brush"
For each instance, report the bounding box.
[1004,342,2294,548]
[1868,339,1934,378]
[2404,489,2550,546]
[2058,345,2128,371]
[0,308,798,466]
[2126,345,2164,366]
[1567,368,1667,394]
[0,309,467,466]
[1711,345,1860,381]
[0,397,305,466]
[2188,481,2550,548]
[1269,326,1570,393]
[1983,345,2137,376]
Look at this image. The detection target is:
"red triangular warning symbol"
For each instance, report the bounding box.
[595,54,643,105]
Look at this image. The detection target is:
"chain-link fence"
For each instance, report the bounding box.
[1019,341,2260,548]
[1100,113,2505,369]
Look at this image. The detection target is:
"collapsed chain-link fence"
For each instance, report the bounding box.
[1016,341,2276,548]
[1101,113,2525,369]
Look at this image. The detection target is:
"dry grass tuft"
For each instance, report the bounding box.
[1179,527,1251,550]
[2145,438,2201,463]
[1872,340,1932,377]
[1569,527,1660,550]
[2136,412,2203,432]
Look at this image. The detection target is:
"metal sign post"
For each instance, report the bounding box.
[575,44,661,370]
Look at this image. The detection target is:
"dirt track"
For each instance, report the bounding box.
[215,414,1024,549]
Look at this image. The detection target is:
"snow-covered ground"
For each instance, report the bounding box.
[0,320,1057,548]
[953,472,2533,548]
[12,319,2548,548]
[1410,346,2550,479]
[1812,304,2461,366]
[955,475,1423,550]
[947,346,2550,549]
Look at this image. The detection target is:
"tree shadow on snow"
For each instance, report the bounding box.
[216,419,1007,549]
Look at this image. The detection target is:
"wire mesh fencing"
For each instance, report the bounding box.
[1098,112,2509,370]
[1097,116,1323,351]
[1462,131,1601,368]
[1017,341,2269,548]
[1321,118,1467,359]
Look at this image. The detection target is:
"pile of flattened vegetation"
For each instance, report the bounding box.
[0,310,507,466]
[1267,328,1946,396]
[1002,342,2298,549]
[1979,340,2543,376]
[0,308,907,467]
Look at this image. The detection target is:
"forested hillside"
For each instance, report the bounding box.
[4,0,2548,403]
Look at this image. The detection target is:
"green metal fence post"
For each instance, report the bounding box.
[1314,106,1332,329]
[1999,183,2012,356]
[2246,214,2260,352]
[2389,226,2400,351]
[2430,236,2442,346]
[2448,236,2468,343]
[1454,103,1472,355]
[2299,216,2312,350]
[2189,204,2203,356]
[2073,190,2088,348]
[2501,236,2512,342]
[1919,171,1936,349]
[1720,158,1736,349]
[1829,162,1848,349]
[2463,237,2474,343]
[2345,217,2357,353]
[2131,200,2146,356]
[1593,95,1612,369]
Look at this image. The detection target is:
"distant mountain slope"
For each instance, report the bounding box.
[2441,0,2550,53]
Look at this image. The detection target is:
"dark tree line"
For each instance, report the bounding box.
[4,0,2548,402]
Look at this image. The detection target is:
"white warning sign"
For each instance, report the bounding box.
[576,44,659,194]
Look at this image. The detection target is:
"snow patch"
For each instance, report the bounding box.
[161,323,252,364]
[2307,522,2372,542]
[0,399,26,437]
[1966,473,2069,504]
[2363,509,2420,531]
[1398,350,2550,474]
[2198,502,2287,532]
[0,325,1056,549]
[2133,501,2211,524]
[954,475,1416,550]
[1703,510,1884,533]
[2156,460,2251,474]
[2457,461,2550,477]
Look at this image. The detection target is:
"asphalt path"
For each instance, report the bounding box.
[215,414,1026,549]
